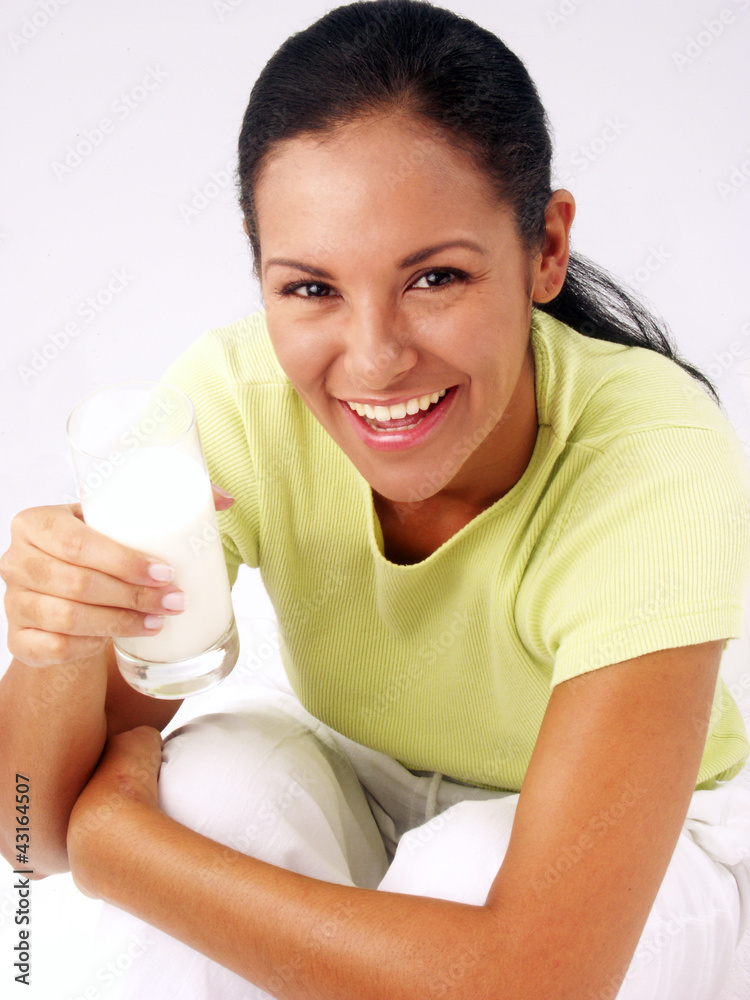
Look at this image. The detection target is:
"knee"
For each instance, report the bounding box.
[157,701,328,851]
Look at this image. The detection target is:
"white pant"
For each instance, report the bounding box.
[92,689,750,1000]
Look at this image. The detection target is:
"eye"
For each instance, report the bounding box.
[411,268,469,290]
[278,280,333,299]
[276,267,469,301]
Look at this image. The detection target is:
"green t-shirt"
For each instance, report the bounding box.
[163,308,750,791]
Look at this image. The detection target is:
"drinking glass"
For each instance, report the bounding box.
[66,381,239,698]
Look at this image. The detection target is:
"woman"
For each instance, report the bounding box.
[1,1,749,997]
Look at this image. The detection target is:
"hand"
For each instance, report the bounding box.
[67,725,163,898]
[0,485,234,668]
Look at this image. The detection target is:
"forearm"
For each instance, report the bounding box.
[0,650,108,876]
[74,801,505,1000]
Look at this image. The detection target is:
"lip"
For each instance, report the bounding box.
[339,388,453,407]
[338,385,458,451]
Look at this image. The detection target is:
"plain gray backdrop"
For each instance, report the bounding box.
[1,1,749,997]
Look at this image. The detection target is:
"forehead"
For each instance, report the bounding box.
[253,114,509,262]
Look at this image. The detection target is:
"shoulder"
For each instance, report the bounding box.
[159,309,308,500]
[530,311,750,528]
[531,309,733,450]
[164,309,288,391]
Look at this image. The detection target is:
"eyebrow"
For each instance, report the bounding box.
[263,239,488,279]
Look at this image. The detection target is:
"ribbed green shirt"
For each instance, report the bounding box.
[164,308,750,791]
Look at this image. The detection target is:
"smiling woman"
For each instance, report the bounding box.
[254,114,554,522]
[1,2,749,1000]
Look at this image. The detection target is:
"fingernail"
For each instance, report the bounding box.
[148,563,173,583]
[212,484,234,500]
[161,591,186,612]
[144,615,164,630]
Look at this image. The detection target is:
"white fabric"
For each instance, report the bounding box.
[92,689,750,1000]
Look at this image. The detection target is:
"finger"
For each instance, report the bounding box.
[101,726,163,793]
[211,483,235,511]
[5,550,184,617]
[7,625,110,668]
[105,725,163,766]
[111,725,163,758]
[11,589,168,640]
[11,505,175,587]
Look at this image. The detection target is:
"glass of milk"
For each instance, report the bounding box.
[66,382,239,699]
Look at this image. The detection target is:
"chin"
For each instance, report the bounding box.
[367,466,453,506]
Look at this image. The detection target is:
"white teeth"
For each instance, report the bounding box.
[346,388,448,423]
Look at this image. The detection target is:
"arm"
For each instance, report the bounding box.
[0,503,188,876]
[67,638,724,999]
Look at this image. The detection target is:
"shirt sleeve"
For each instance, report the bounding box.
[521,424,750,687]
[160,331,260,581]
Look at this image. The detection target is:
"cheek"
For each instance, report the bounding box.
[267,319,331,390]
[266,311,315,370]
[463,290,531,367]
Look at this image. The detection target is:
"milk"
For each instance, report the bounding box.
[82,446,233,662]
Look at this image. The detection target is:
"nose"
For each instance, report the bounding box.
[342,306,418,391]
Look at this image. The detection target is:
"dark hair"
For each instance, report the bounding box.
[238,0,719,404]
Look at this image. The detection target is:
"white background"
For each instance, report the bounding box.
[1,0,750,997]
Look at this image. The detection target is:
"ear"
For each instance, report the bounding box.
[242,218,249,237]
[531,190,576,304]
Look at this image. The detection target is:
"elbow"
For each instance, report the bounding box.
[0,813,71,880]
[0,837,69,879]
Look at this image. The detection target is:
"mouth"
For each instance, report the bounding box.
[338,385,459,451]
[344,388,453,432]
